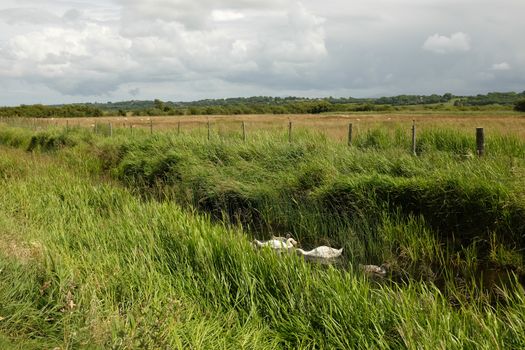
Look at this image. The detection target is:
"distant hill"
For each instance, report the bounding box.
[1,92,524,118]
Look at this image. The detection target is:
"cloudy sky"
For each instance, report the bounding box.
[0,0,524,105]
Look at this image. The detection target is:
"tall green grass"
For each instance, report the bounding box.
[1,146,525,348]
[0,125,524,281]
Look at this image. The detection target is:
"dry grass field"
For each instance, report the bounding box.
[22,112,525,141]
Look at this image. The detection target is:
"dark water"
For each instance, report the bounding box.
[388,265,525,304]
[296,252,525,302]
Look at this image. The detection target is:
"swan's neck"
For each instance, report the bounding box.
[296,248,307,255]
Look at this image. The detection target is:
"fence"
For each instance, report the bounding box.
[0,116,489,157]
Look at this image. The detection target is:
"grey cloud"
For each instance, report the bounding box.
[62,8,82,21]
[128,87,140,96]
[46,75,121,96]
[0,8,62,25]
[0,5,116,28]
[118,0,290,30]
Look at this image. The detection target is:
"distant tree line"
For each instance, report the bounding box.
[1,92,524,118]
[374,93,453,105]
[0,104,102,118]
[122,99,394,116]
[454,91,525,106]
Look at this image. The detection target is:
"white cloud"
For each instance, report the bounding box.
[212,10,245,21]
[0,1,327,96]
[0,23,136,95]
[1,0,525,104]
[422,32,471,54]
[491,62,511,71]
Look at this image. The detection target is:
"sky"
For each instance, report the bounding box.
[0,0,524,105]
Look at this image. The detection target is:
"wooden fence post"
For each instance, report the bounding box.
[242,121,246,142]
[94,122,98,134]
[207,120,211,141]
[288,121,292,142]
[150,119,153,135]
[348,123,353,146]
[109,123,113,137]
[476,127,485,157]
[177,121,181,135]
[411,120,417,156]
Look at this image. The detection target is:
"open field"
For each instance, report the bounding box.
[6,111,525,141]
[1,121,525,348]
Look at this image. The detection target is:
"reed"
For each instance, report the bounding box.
[1,123,525,347]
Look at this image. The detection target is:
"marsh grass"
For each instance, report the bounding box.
[1,125,525,271]
[1,123,525,347]
[1,147,525,348]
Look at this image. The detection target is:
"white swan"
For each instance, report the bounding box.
[252,237,298,250]
[359,264,388,277]
[296,246,343,260]
[271,233,295,244]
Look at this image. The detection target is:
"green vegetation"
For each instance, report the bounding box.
[97,92,525,115]
[515,99,525,112]
[1,122,525,348]
[2,91,525,118]
[456,91,525,107]
[0,104,102,119]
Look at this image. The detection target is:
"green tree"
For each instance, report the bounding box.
[154,99,164,110]
[514,99,525,112]
[443,93,453,100]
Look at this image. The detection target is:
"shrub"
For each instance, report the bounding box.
[514,99,525,112]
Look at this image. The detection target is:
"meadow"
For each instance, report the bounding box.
[1,113,525,348]
[5,110,525,140]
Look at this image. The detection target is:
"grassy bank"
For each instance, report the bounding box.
[0,124,524,284]
[1,145,525,348]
